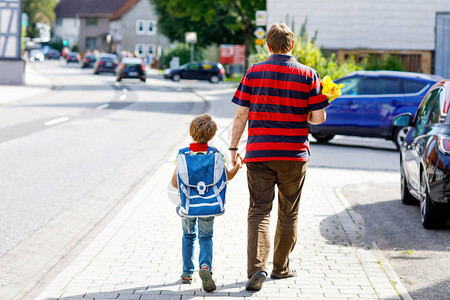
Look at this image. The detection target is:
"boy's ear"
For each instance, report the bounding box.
[291,40,294,50]
[267,43,272,53]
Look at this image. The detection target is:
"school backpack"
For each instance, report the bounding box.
[176,146,227,217]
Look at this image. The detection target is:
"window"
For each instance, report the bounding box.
[147,20,156,35]
[339,77,361,96]
[55,18,62,26]
[136,20,145,34]
[377,78,401,94]
[86,18,98,26]
[428,88,445,124]
[416,88,441,126]
[86,37,97,50]
[135,44,145,56]
[403,79,428,94]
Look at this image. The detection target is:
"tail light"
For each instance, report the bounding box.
[120,64,125,70]
[84,58,88,63]
[219,68,225,74]
[141,63,146,70]
[98,61,104,66]
[114,62,119,66]
[437,136,450,155]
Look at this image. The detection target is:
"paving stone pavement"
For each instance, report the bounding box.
[35,119,405,300]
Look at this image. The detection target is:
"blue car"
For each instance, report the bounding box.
[310,71,442,148]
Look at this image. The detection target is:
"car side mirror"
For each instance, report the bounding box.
[393,113,413,126]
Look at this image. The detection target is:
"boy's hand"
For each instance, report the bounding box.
[235,153,243,168]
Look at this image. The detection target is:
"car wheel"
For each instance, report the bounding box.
[141,77,146,82]
[394,126,409,150]
[311,133,335,143]
[209,75,219,83]
[401,166,416,205]
[172,74,181,82]
[116,77,121,82]
[420,171,447,229]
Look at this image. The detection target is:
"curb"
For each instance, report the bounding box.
[335,185,413,300]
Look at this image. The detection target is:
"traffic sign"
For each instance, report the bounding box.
[254,27,266,39]
[256,10,267,26]
[255,38,264,45]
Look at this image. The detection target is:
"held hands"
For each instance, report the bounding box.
[322,75,345,103]
[231,150,243,168]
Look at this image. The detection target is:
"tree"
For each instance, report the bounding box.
[149,0,265,69]
[23,0,58,38]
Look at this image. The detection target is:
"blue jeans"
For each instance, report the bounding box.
[182,216,214,275]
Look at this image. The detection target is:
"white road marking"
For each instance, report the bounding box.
[120,94,127,101]
[95,104,109,110]
[45,116,70,126]
[122,88,128,93]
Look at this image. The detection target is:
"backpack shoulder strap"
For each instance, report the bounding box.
[178,147,191,155]
[207,146,219,154]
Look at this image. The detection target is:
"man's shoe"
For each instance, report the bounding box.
[199,266,216,292]
[245,271,267,291]
[270,271,296,279]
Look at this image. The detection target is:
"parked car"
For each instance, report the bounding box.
[93,54,119,74]
[116,57,146,82]
[309,71,442,148]
[29,49,44,62]
[393,79,450,229]
[46,49,61,60]
[163,62,225,83]
[81,53,97,68]
[66,52,81,63]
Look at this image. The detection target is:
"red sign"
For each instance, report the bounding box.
[220,44,245,65]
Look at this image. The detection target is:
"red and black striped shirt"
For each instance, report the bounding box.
[232,54,329,162]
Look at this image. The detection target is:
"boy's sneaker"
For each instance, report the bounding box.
[199,265,216,292]
[181,273,192,284]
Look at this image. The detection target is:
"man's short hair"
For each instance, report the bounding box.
[266,23,294,54]
[190,113,217,143]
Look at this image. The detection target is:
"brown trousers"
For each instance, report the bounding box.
[246,161,308,277]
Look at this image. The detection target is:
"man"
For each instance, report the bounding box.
[229,23,328,291]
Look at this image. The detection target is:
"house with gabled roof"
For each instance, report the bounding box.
[54,0,169,58]
[109,0,170,60]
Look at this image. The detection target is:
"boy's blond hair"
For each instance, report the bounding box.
[266,23,294,54]
[190,113,217,143]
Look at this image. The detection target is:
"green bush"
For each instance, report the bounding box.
[365,54,405,71]
[160,43,206,69]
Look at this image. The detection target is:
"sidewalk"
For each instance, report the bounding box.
[35,118,408,300]
[0,62,53,105]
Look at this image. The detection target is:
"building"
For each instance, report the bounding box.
[109,0,170,60]
[53,0,81,49]
[267,0,450,77]
[54,0,169,58]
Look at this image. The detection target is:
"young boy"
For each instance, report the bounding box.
[171,113,242,292]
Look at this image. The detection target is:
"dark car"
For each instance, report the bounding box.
[81,53,97,68]
[393,80,450,229]
[66,52,81,63]
[93,54,119,74]
[163,62,225,83]
[46,49,61,60]
[116,57,146,82]
[309,71,442,148]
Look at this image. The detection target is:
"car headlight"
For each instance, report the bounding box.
[437,136,450,155]
[163,69,171,75]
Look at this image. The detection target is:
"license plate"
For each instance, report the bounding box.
[128,72,138,76]
[106,62,112,67]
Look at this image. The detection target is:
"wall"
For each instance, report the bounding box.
[53,18,80,48]
[115,0,169,56]
[267,0,450,51]
[79,16,110,52]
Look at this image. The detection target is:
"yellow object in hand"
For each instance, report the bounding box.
[322,75,345,103]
